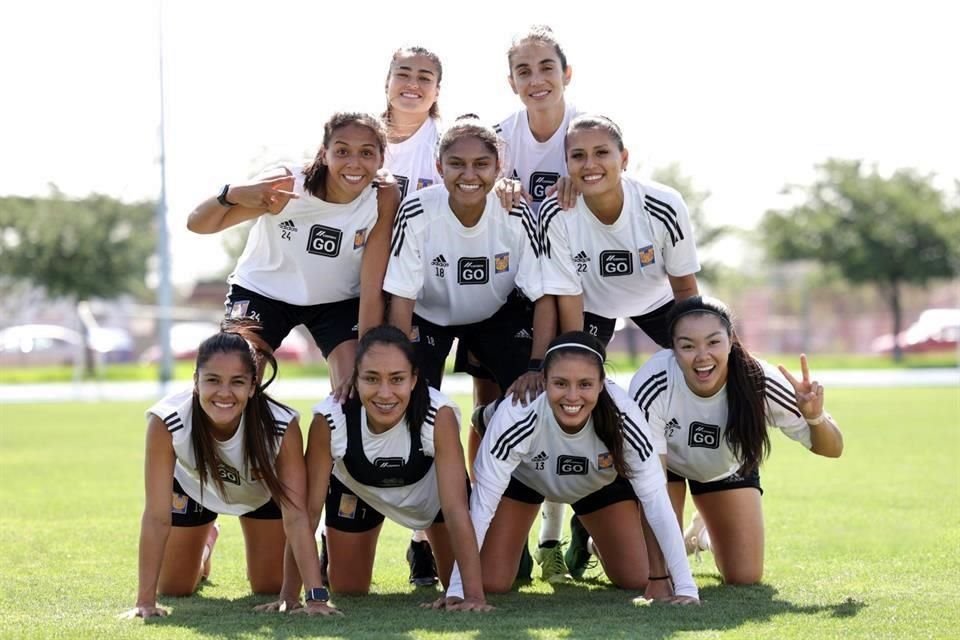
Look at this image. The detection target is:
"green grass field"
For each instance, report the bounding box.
[1,387,958,639]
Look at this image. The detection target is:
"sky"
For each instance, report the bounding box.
[1,0,958,287]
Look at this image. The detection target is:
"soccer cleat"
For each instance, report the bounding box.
[534,541,571,583]
[683,511,711,562]
[319,532,329,586]
[201,522,220,580]
[406,540,439,587]
[564,515,595,579]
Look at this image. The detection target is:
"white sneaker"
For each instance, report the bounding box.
[683,512,710,562]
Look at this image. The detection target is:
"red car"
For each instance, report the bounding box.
[871,308,960,354]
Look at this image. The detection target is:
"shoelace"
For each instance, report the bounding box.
[541,545,567,576]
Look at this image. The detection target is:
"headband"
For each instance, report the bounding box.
[544,342,604,361]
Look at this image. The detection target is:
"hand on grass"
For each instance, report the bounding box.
[120,604,168,619]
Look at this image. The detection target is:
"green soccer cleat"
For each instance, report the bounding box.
[534,540,571,583]
[564,515,594,579]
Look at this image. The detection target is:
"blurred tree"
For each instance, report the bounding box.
[761,159,959,361]
[650,163,730,281]
[0,189,156,373]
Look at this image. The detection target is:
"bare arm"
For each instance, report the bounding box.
[186,170,297,234]
[779,355,844,458]
[557,294,584,334]
[432,408,491,610]
[131,417,176,617]
[667,273,699,303]
[387,296,417,338]
[358,180,401,336]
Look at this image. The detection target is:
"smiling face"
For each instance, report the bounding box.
[672,313,732,397]
[438,135,499,216]
[321,122,384,203]
[565,126,628,198]
[386,53,440,118]
[195,352,256,432]
[355,343,418,432]
[545,353,603,433]
[508,39,570,112]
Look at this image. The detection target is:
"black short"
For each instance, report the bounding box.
[324,475,447,534]
[666,468,763,496]
[412,301,533,391]
[502,475,637,516]
[225,284,359,357]
[584,299,675,349]
[170,478,282,527]
[452,289,533,381]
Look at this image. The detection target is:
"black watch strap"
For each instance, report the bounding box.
[217,184,238,207]
[305,586,329,603]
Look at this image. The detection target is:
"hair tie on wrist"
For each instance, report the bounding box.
[648,575,671,581]
[805,413,826,426]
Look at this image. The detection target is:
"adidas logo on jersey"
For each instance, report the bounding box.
[665,418,681,438]
[573,251,589,263]
[431,254,449,267]
[513,328,533,340]
[531,451,549,462]
[279,219,298,240]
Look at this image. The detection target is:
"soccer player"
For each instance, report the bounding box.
[124,320,336,618]
[629,296,843,590]
[446,332,699,605]
[385,116,552,401]
[186,112,401,402]
[279,326,491,611]
[538,113,702,577]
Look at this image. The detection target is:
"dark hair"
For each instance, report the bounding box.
[352,325,431,435]
[667,296,770,472]
[566,114,625,152]
[382,46,443,125]
[437,115,500,161]
[543,331,631,478]
[508,25,568,72]
[190,318,294,506]
[302,112,387,199]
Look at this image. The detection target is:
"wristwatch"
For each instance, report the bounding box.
[217,184,238,207]
[305,586,329,603]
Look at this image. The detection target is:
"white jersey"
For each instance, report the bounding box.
[314,388,462,530]
[147,389,296,516]
[495,103,580,216]
[228,164,379,306]
[386,117,442,199]
[629,350,813,483]
[447,380,697,599]
[383,184,543,326]
[539,175,701,319]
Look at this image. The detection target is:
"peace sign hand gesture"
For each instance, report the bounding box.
[777,354,824,422]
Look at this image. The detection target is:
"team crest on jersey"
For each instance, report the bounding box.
[529,171,560,202]
[416,178,434,190]
[597,452,613,469]
[638,245,656,267]
[495,252,510,273]
[216,462,242,486]
[171,492,189,514]
[688,422,720,449]
[409,325,420,343]
[307,225,342,257]
[338,494,358,519]
[353,227,368,250]
[396,175,410,199]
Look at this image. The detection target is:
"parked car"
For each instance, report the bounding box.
[871,308,960,354]
[0,324,134,366]
[140,322,310,364]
